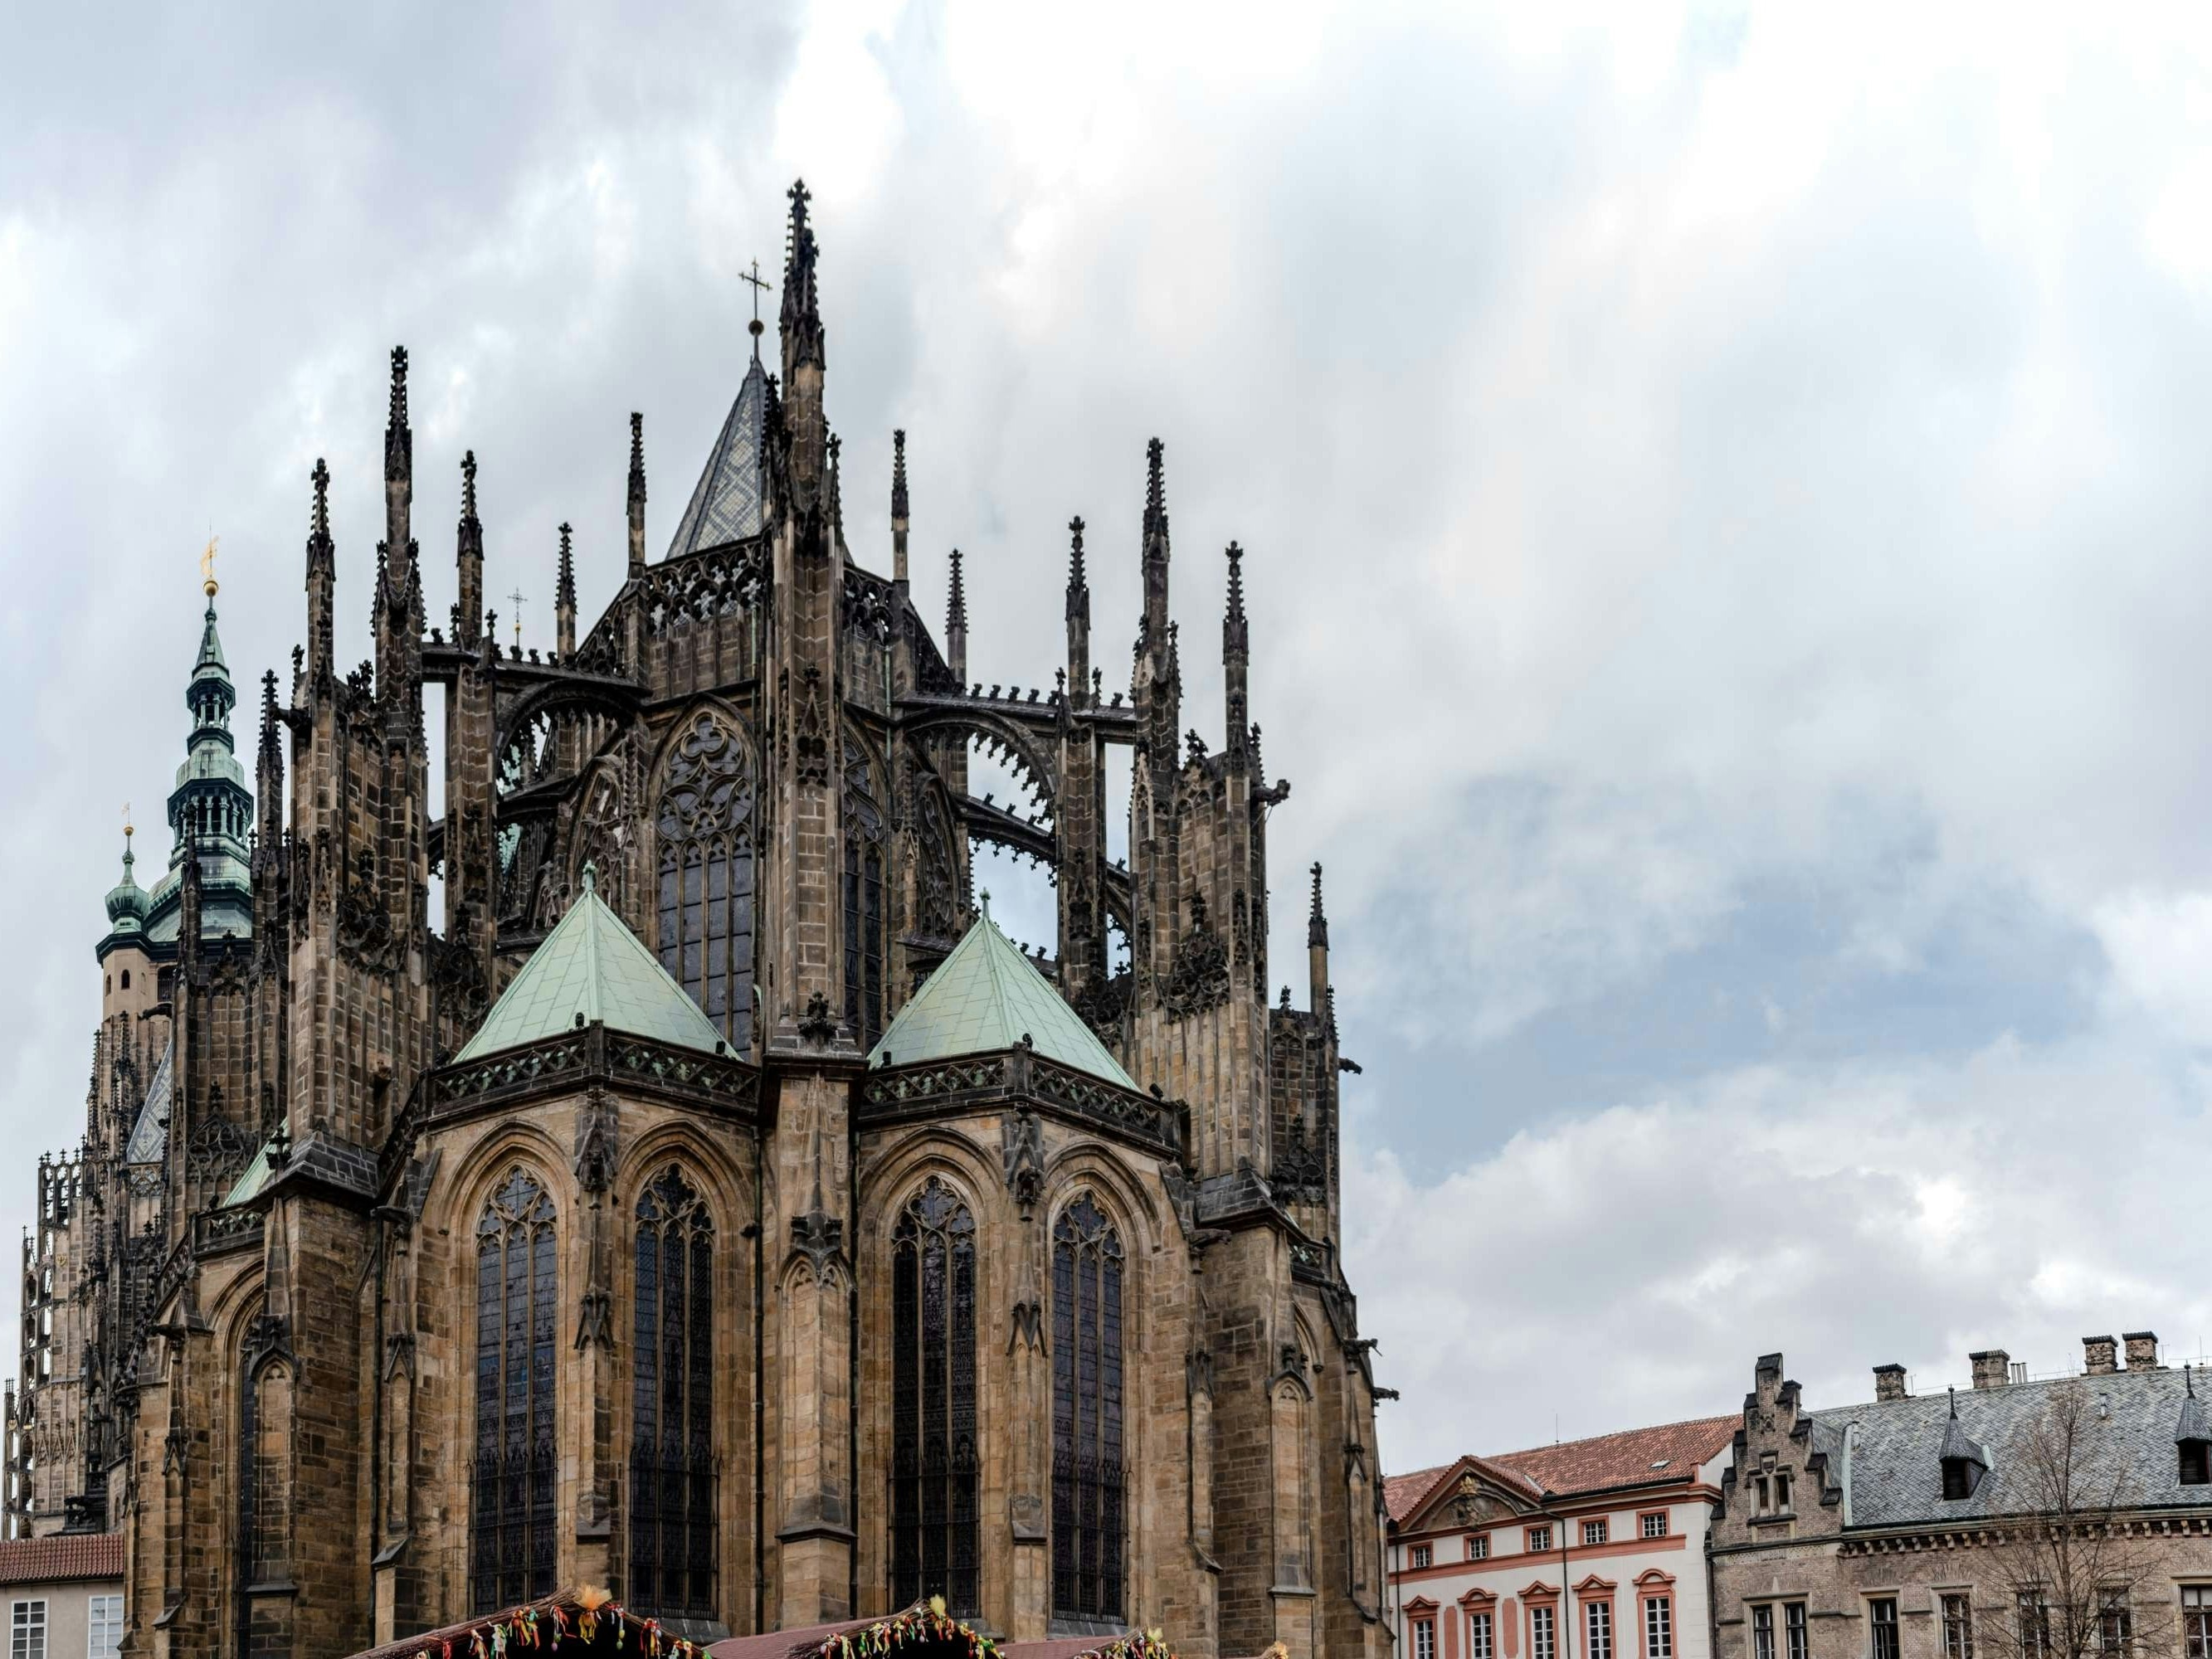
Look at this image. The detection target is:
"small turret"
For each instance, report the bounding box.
[103,825,147,941]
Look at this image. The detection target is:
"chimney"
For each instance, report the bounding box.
[2083,1335,2117,1376]
[1873,1364,1907,1403]
[2123,1331,2160,1370]
[1969,1349,2010,1390]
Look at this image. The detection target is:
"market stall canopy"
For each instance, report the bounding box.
[348,1588,716,1659]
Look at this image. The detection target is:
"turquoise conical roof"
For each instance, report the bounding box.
[104,831,148,934]
[454,866,728,1063]
[868,904,1138,1090]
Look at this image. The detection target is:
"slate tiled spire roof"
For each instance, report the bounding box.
[454,865,728,1062]
[666,351,770,557]
[125,1042,173,1164]
[2175,1365,2210,1446]
[868,903,1138,1091]
[1938,1389,1990,1471]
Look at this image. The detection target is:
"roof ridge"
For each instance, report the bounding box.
[1486,1411,1739,1462]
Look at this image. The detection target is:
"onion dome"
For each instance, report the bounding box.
[103,824,148,937]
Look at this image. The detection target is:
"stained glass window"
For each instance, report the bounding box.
[470,1168,558,1614]
[631,1168,717,1618]
[656,713,756,1051]
[843,738,887,1047]
[1051,1194,1124,1623]
[891,1178,978,1616]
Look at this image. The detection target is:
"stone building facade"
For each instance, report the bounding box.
[1384,1418,1735,1659]
[7,181,1391,1659]
[1708,1345,2212,1659]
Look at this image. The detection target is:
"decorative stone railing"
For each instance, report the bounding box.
[860,1044,1184,1160]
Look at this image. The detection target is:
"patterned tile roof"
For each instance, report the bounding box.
[667,351,769,557]
[1488,1415,1737,1498]
[0,1531,123,1584]
[867,906,1137,1090]
[455,868,728,1062]
[1389,1415,1737,1525]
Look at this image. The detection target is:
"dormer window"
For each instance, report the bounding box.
[2176,1365,2210,1485]
[1940,1388,1989,1501]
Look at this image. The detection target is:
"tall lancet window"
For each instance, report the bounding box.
[471,1168,558,1614]
[630,1167,717,1618]
[1051,1194,1125,1623]
[655,712,757,1052]
[891,1178,979,1615]
[842,737,887,1046]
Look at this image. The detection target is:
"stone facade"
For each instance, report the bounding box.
[7,180,1391,1659]
[1709,1346,2212,1659]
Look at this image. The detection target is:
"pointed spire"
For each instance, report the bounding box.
[461,448,479,520]
[1308,863,1328,948]
[626,412,647,575]
[891,429,910,585]
[259,670,281,762]
[947,547,968,682]
[555,522,577,658]
[1067,516,1089,607]
[1223,540,1248,661]
[455,450,484,645]
[781,178,825,372]
[829,430,845,541]
[384,345,412,484]
[1144,436,1167,540]
[308,458,333,568]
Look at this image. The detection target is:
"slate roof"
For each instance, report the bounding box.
[455,870,728,1063]
[126,1042,173,1163]
[667,351,769,558]
[867,907,1138,1090]
[0,1530,123,1584]
[1810,1366,2212,1528]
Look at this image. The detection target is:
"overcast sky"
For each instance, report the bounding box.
[11,0,2212,1475]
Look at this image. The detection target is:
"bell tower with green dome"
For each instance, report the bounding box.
[142,555,256,948]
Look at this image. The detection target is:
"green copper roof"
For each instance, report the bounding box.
[223,1133,276,1207]
[454,865,728,1063]
[868,904,1138,1089]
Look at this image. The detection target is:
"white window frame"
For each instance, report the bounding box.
[1586,1598,1614,1659]
[85,1596,122,1659]
[1583,1518,1609,1546]
[1411,1543,1433,1570]
[1414,1619,1437,1659]
[1527,1525,1552,1553]
[1532,1605,1557,1659]
[1641,1511,1669,1540]
[1468,1534,1489,1561]
[1469,1610,1495,1659]
[1645,1597,1674,1659]
[11,1599,46,1659]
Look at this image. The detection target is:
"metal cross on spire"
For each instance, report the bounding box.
[200,534,219,598]
[739,258,772,353]
[507,586,527,646]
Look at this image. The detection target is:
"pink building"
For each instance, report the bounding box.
[1386,1418,1737,1659]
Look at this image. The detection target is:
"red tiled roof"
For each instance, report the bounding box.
[1488,1415,1737,1500]
[1386,1416,1737,1527]
[0,1532,123,1585]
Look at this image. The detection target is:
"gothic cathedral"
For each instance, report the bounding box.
[7,182,1389,1659]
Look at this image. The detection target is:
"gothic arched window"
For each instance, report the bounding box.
[891,1178,979,1615]
[655,712,757,1051]
[470,1168,558,1614]
[843,737,888,1047]
[1051,1194,1125,1623]
[630,1167,717,1618]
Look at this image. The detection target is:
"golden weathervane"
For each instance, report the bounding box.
[201,535,219,598]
